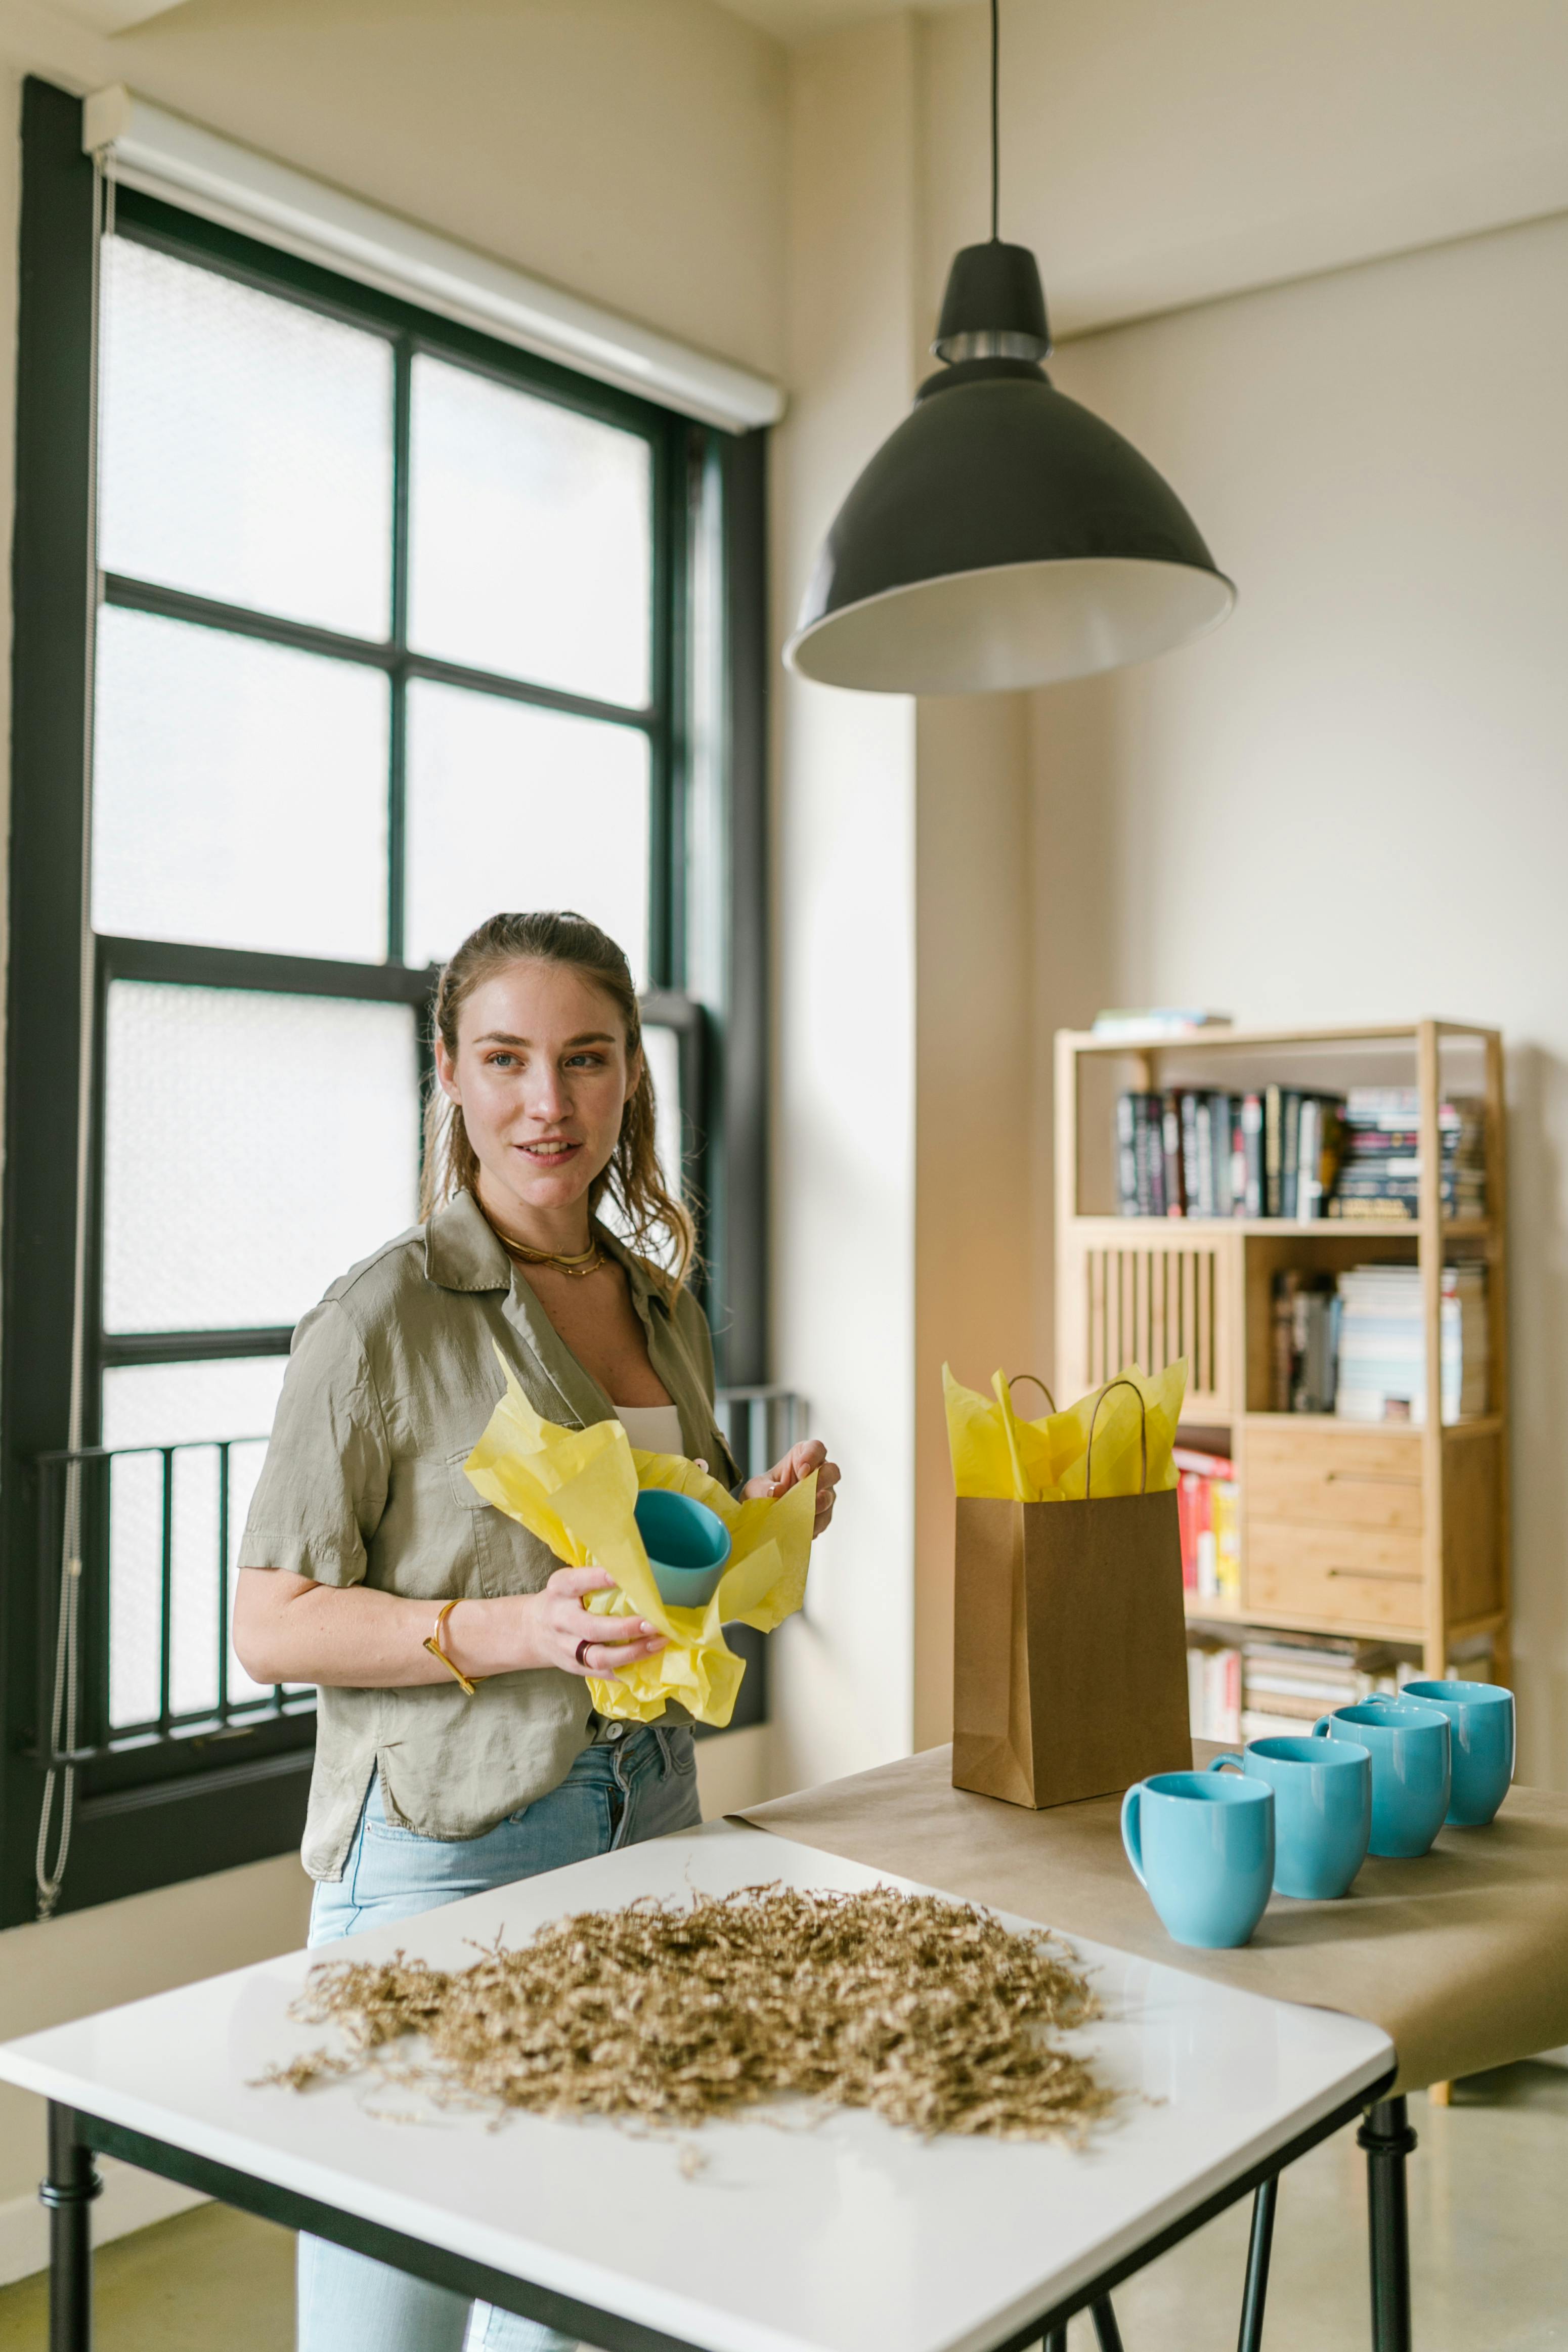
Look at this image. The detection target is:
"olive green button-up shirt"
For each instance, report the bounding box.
[237,1190,737,1881]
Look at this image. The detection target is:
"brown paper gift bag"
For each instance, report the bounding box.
[952,1379,1192,1809]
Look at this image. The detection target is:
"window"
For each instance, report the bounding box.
[3,81,769,1924]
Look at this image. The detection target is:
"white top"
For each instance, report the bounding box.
[614,1402,685,1455]
[0,1823,1391,2352]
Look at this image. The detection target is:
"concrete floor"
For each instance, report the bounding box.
[0,2067,1563,2349]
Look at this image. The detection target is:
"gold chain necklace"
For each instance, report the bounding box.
[496,1230,605,1279]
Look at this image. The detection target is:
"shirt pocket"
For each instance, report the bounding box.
[444,1448,559,1599]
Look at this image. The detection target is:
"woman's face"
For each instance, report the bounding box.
[435,959,640,1223]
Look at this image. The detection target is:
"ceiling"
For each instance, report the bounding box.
[43,0,1568,346]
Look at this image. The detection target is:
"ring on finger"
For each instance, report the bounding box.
[575,1637,593,1667]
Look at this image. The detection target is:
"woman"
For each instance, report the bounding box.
[234,909,840,2352]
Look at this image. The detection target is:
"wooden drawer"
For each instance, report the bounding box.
[1244,1422,1423,1533]
[1245,1519,1424,1632]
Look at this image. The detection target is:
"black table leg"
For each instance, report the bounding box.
[41,2104,99,2352]
[1358,2096,1417,2352]
[1091,2298,1124,2351]
[1043,2334,1069,2352]
[1236,2172,1279,2352]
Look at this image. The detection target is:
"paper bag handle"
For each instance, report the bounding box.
[1006,1373,1058,1415]
[1084,1377,1149,1500]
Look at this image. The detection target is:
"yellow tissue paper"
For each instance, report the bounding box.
[942,1360,1188,1502]
[464,1354,815,1727]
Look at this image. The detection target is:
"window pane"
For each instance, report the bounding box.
[92,607,389,960]
[102,1359,287,1727]
[598,1024,685,1260]
[642,1023,685,1201]
[102,1357,288,1449]
[103,982,419,1333]
[405,680,650,979]
[99,235,393,638]
[408,354,651,707]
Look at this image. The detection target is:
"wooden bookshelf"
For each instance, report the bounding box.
[1054,1020,1510,1680]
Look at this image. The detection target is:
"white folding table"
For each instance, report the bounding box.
[0,1820,1393,2352]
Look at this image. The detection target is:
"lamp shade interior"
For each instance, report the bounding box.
[787,554,1235,694]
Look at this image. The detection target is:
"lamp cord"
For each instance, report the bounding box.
[990,0,1000,242]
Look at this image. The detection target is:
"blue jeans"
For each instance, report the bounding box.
[296,1725,701,2352]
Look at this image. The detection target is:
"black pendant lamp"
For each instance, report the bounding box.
[785,2,1235,694]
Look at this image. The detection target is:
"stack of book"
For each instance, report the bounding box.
[1271,1271,1340,1412]
[1236,1634,1406,1741]
[1093,1009,1233,1041]
[1335,1262,1489,1424]
[1327,1089,1487,1221]
[1115,1086,1344,1219]
[1174,1444,1240,1602]
[1186,1642,1242,1744]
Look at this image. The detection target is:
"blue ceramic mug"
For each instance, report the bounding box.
[1209,1736,1372,1899]
[633,1489,732,1609]
[1120,1770,1274,1948]
[1312,1700,1451,1858]
[1402,1679,1514,1827]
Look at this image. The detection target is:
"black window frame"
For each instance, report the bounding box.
[2,78,770,1926]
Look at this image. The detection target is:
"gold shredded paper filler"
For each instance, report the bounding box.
[262,1884,1111,2144]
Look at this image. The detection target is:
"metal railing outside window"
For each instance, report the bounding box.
[33,1386,804,1787]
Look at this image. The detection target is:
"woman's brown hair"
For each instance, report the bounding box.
[421,911,695,1287]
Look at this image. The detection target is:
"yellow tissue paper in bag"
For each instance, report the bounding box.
[464,1354,815,1728]
[942,1360,1187,1501]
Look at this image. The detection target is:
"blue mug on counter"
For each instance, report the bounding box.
[1121,1771,1274,1949]
[1403,1679,1515,1827]
[1313,1699,1451,1859]
[633,1489,732,1609]
[1208,1736,1372,1899]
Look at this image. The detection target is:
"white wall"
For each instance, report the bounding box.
[912,691,1033,1749]
[768,14,919,1792]
[1031,211,1568,1787]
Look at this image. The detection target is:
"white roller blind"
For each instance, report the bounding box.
[83,86,786,435]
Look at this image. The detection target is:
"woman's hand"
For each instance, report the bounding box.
[743,1438,841,1538]
[449,1566,668,1681]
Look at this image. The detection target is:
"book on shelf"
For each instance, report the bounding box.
[1271,1270,1340,1412]
[1161,1090,1186,1216]
[1174,1445,1239,1602]
[1239,1092,1263,1216]
[1114,1085,1343,1219]
[1334,1261,1489,1424]
[1188,1629,1417,1744]
[1093,1009,1233,1041]
[1325,1089,1486,1222]
[1186,1641,1242,1745]
[1112,1081,1487,1224]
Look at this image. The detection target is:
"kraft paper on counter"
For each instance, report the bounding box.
[942,1359,1187,1503]
[464,1358,815,1728]
[742,1742,1568,2096]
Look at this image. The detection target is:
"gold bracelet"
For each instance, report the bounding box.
[424,1598,479,1696]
